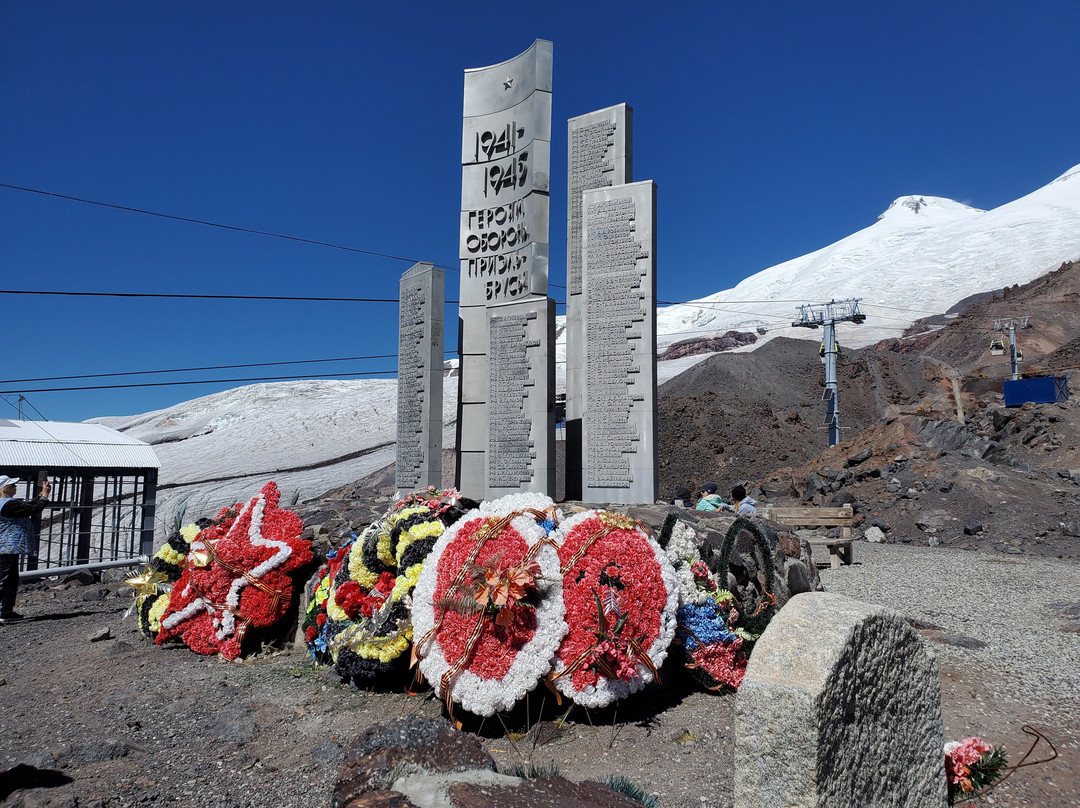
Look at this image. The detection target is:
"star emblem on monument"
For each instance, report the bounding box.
[503,76,514,90]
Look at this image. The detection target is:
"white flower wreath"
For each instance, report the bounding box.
[551,509,679,709]
[411,494,566,717]
[664,519,712,607]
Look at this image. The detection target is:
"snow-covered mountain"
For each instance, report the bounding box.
[656,163,1080,351]
[92,163,1080,535]
[91,380,457,532]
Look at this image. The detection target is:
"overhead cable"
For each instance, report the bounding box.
[0,353,425,384]
[0,369,398,395]
[0,182,457,272]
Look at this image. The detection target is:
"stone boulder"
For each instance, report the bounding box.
[333,716,648,808]
[694,513,823,611]
[734,592,947,808]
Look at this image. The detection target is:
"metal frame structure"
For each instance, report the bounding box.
[0,420,159,579]
[993,317,1029,381]
[793,299,866,447]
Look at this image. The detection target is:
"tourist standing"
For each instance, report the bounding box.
[0,475,51,623]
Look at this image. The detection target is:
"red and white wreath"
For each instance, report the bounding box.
[157,481,311,660]
[410,492,565,716]
[551,509,678,708]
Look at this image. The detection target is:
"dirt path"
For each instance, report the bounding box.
[1,552,1077,807]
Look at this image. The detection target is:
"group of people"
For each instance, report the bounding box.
[671,482,758,515]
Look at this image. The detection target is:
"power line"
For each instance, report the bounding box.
[661,298,952,321]
[0,369,399,395]
[0,288,439,304]
[0,353,423,384]
[0,182,459,272]
[859,302,953,315]
[21,396,49,421]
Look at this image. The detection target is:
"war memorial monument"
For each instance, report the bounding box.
[393,39,659,506]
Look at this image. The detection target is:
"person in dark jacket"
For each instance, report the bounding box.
[670,486,694,508]
[0,475,51,623]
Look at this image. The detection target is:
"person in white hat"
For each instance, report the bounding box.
[0,475,52,623]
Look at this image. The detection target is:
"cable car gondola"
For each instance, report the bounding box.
[989,339,1006,356]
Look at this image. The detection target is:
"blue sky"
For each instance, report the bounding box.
[2,1,1078,422]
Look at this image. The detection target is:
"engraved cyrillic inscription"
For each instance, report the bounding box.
[396,282,429,489]
[584,196,650,489]
[488,313,533,486]
[569,120,618,297]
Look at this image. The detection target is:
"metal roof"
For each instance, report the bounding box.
[0,419,160,470]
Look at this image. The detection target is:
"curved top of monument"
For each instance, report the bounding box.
[463,39,552,117]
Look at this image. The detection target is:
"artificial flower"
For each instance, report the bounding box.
[551,510,677,708]
[412,493,565,716]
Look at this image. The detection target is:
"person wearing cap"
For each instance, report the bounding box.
[0,475,52,623]
[695,482,724,511]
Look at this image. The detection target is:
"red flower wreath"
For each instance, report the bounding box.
[157,481,312,660]
[552,510,678,708]
[411,493,566,717]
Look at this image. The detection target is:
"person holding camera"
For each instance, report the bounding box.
[0,475,52,623]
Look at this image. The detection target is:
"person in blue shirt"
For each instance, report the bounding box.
[0,475,52,623]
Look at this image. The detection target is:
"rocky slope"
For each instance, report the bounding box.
[656,261,1080,561]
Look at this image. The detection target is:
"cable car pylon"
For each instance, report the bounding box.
[793,299,866,447]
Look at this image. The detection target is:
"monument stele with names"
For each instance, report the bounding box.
[484,298,556,499]
[564,104,633,500]
[395,262,445,493]
[579,181,658,504]
[456,40,555,499]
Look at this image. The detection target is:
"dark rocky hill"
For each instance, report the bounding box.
[656,336,953,491]
[876,259,1080,376]
[655,260,1080,560]
[306,261,1080,563]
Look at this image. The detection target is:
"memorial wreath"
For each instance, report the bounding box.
[551,509,677,708]
[663,516,753,691]
[303,486,470,682]
[411,492,565,717]
[152,481,312,660]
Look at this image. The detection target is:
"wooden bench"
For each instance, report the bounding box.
[758,504,855,569]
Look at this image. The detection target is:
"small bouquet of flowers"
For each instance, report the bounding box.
[944,737,1007,804]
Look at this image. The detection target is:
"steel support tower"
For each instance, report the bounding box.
[793,299,865,447]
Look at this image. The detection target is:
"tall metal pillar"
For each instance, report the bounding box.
[793,299,865,449]
[822,321,840,446]
[76,475,95,565]
[992,316,1029,382]
[140,468,158,559]
[1008,321,1020,381]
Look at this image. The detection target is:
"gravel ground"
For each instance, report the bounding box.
[820,541,1080,807]
[1,542,1077,807]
